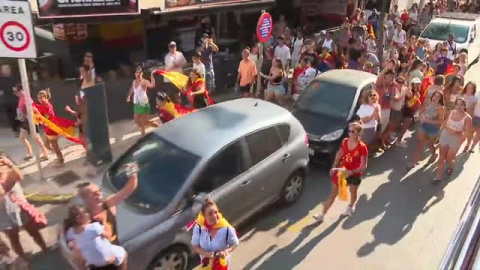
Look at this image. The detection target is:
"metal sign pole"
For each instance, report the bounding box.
[256,10,266,97]
[18,58,45,181]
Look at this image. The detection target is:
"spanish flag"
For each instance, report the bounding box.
[337,170,348,201]
[158,101,195,123]
[155,70,189,90]
[33,112,84,146]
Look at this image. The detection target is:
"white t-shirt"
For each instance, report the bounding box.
[409,10,418,23]
[321,38,334,52]
[291,37,304,64]
[356,104,378,129]
[67,223,127,267]
[193,62,206,78]
[474,95,480,117]
[164,51,186,82]
[296,67,318,92]
[274,45,291,68]
[392,29,407,45]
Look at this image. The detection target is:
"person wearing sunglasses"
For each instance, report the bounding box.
[356,90,381,146]
[313,122,368,221]
[434,98,472,184]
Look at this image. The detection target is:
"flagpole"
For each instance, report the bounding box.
[18,59,45,181]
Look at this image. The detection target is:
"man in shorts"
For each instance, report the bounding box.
[237,48,258,97]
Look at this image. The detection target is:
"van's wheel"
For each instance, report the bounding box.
[280,170,305,204]
[147,246,189,270]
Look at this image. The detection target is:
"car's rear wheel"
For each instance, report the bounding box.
[280,170,305,204]
[147,246,189,270]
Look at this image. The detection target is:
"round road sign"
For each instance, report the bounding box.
[256,12,273,43]
[1,21,31,52]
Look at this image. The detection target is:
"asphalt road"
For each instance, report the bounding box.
[26,62,480,270]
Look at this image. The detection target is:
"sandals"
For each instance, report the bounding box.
[463,146,469,153]
[39,156,49,161]
[446,168,453,176]
[23,155,33,161]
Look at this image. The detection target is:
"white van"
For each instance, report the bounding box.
[420,12,480,64]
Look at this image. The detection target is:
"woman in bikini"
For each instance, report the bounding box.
[434,98,472,184]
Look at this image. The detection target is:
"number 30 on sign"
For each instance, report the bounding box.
[0,0,37,58]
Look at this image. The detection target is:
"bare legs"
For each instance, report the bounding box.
[134,114,158,136]
[19,130,49,159]
[4,223,48,260]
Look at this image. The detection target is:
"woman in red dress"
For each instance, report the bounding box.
[33,89,65,166]
[313,122,368,222]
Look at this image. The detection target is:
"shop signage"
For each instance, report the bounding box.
[37,0,140,18]
[295,0,348,16]
[53,24,88,41]
[166,0,240,8]
[0,0,37,58]
[256,12,272,43]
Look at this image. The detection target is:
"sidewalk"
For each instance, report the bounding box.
[9,90,241,200]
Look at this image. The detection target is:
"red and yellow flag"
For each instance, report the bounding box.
[33,112,84,146]
[155,70,189,89]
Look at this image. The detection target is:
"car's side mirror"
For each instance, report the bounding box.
[470,36,475,43]
[192,192,208,205]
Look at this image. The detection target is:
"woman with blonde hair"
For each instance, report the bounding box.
[33,89,64,166]
[356,89,381,146]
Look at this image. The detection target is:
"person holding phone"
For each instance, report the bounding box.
[313,122,368,222]
[200,34,219,94]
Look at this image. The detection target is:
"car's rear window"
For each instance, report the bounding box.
[294,80,357,120]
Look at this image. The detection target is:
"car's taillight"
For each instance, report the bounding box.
[304,134,309,147]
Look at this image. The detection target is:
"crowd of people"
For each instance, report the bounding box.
[2,1,480,269]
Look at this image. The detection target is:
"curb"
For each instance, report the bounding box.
[24,192,75,204]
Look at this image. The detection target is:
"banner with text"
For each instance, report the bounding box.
[37,0,139,18]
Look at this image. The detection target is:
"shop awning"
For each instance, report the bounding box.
[153,0,275,15]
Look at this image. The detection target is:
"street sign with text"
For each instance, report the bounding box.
[0,0,37,58]
[256,12,273,43]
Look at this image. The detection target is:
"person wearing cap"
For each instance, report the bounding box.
[446,33,457,60]
[274,35,291,70]
[200,33,219,94]
[165,41,187,75]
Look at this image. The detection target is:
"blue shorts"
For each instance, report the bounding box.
[420,123,440,138]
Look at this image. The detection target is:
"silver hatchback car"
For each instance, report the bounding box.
[60,98,310,270]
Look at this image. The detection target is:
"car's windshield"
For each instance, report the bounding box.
[421,22,469,43]
[108,134,199,212]
[294,80,357,119]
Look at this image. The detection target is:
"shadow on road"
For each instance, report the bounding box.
[242,217,344,270]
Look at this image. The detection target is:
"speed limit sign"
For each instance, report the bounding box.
[0,0,37,58]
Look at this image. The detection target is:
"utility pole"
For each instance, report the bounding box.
[376,0,392,64]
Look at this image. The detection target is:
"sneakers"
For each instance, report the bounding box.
[312,213,324,222]
[343,205,353,216]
